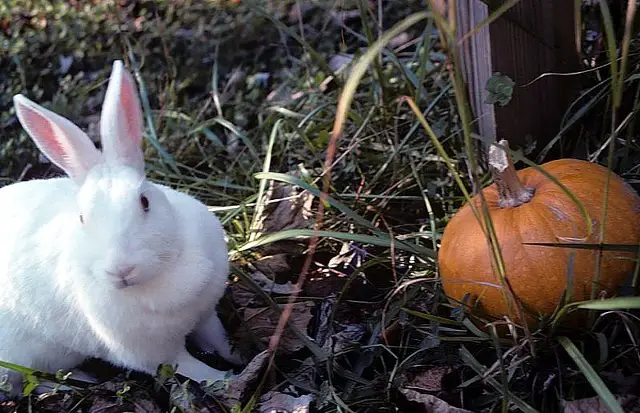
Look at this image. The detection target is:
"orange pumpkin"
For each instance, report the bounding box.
[438,140,640,327]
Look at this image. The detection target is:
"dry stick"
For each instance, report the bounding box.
[264,106,343,379]
[263,0,377,370]
[264,3,462,386]
[264,207,328,374]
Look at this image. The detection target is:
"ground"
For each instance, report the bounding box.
[1,1,640,412]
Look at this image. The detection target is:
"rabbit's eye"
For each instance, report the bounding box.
[79,214,84,224]
[140,195,150,212]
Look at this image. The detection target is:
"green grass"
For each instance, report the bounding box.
[1,0,640,412]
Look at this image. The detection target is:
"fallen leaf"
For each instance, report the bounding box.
[230,280,264,309]
[253,254,291,278]
[89,380,162,413]
[238,302,314,353]
[328,53,354,74]
[169,380,197,412]
[15,378,163,413]
[398,388,473,413]
[258,390,314,413]
[563,395,640,413]
[168,379,226,413]
[286,357,316,387]
[90,396,160,413]
[205,350,270,409]
[314,295,336,346]
[399,366,450,393]
[133,399,163,413]
[327,241,368,276]
[601,370,640,393]
[322,323,366,354]
[251,270,300,295]
[254,181,314,237]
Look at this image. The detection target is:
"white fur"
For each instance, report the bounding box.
[0,61,237,399]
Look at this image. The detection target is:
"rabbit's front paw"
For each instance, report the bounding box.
[193,312,244,365]
[0,370,25,400]
[175,348,231,384]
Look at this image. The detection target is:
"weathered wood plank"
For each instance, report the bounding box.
[456,0,496,145]
[455,0,580,159]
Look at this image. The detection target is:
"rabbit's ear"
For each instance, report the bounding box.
[13,94,102,182]
[100,60,145,173]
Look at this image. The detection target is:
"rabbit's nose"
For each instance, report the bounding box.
[107,265,135,280]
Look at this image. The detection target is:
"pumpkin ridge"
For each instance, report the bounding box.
[518,199,570,315]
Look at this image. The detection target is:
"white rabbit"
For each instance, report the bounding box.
[0,60,239,399]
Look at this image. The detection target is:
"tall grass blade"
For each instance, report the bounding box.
[459,347,539,413]
[249,120,281,241]
[248,4,341,86]
[253,172,385,236]
[577,297,640,310]
[558,336,624,413]
[233,228,435,258]
[522,242,640,253]
[332,11,431,141]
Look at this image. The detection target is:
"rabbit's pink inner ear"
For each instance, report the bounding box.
[120,70,143,147]
[19,107,67,160]
[100,61,145,172]
[14,95,102,182]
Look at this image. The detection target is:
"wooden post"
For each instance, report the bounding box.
[456,0,581,160]
[456,0,496,144]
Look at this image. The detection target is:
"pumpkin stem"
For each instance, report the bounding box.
[488,140,534,208]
